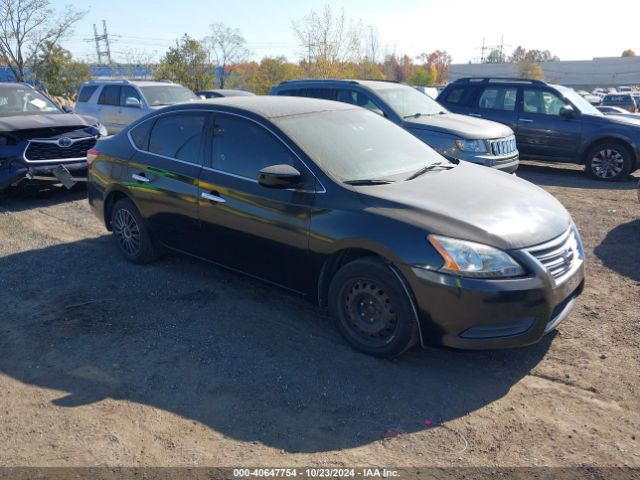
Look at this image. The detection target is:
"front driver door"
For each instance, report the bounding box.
[517,88,582,161]
[196,113,316,292]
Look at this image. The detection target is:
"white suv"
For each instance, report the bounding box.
[74,80,199,135]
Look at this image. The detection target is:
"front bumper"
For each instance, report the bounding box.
[0,161,87,190]
[461,151,519,174]
[401,255,585,349]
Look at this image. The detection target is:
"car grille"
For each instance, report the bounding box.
[527,228,583,280]
[24,137,97,162]
[489,136,517,156]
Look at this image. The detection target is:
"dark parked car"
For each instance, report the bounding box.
[601,93,638,113]
[596,105,633,115]
[1,82,107,192]
[195,89,255,98]
[88,97,585,357]
[271,80,519,174]
[439,78,640,181]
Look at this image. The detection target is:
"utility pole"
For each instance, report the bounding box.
[93,20,112,65]
[480,38,486,63]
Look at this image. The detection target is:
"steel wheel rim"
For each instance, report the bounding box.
[591,148,625,179]
[113,208,141,256]
[342,279,398,345]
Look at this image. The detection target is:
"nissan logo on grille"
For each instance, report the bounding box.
[57,137,73,148]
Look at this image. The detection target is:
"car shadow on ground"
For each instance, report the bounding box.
[0,236,553,453]
[594,219,640,282]
[517,161,639,190]
[0,183,87,212]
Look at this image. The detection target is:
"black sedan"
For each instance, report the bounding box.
[87,97,585,357]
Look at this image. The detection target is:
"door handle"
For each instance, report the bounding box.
[469,113,482,117]
[131,173,150,183]
[201,191,226,203]
[519,118,534,123]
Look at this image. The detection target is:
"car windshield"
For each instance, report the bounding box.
[556,86,601,115]
[139,85,199,106]
[373,85,447,117]
[0,86,61,117]
[273,108,448,182]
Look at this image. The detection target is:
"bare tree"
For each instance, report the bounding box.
[119,47,157,79]
[204,23,249,88]
[363,25,380,63]
[291,5,362,77]
[0,0,85,82]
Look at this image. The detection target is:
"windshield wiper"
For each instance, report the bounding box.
[403,112,434,119]
[343,179,395,186]
[405,162,453,181]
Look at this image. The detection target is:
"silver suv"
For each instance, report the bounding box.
[74,80,199,135]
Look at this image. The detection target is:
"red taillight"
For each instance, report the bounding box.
[86,149,99,169]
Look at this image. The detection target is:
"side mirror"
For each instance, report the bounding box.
[199,95,206,100]
[258,164,301,189]
[560,105,575,118]
[125,97,142,108]
[62,105,73,113]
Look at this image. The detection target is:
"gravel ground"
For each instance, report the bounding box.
[0,161,638,469]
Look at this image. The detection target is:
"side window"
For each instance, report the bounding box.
[212,115,295,179]
[278,89,301,97]
[129,119,155,150]
[305,88,338,100]
[523,89,566,115]
[148,113,208,163]
[336,89,379,111]
[77,86,98,103]
[478,87,517,111]
[98,86,120,106]
[120,86,141,107]
[445,88,465,104]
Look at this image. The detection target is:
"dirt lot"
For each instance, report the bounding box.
[0,162,638,469]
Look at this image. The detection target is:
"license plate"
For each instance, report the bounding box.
[53,164,76,189]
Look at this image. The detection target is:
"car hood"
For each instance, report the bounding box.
[0,113,93,132]
[588,112,640,127]
[354,162,571,250]
[403,112,513,140]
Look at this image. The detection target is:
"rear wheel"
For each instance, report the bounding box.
[585,142,633,181]
[111,198,157,264]
[328,257,419,358]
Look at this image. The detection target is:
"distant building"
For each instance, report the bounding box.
[448,56,640,89]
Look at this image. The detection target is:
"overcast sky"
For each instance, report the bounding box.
[54,0,640,64]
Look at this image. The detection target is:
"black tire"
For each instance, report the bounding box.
[328,257,419,358]
[110,197,157,264]
[585,142,633,181]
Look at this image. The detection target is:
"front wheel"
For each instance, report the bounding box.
[111,197,157,264]
[585,143,633,181]
[328,257,419,358]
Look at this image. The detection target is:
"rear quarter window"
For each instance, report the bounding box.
[77,86,98,103]
[443,86,477,106]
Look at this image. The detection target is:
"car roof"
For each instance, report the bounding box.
[0,82,35,89]
[275,79,402,91]
[81,80,179,87]
[189,96,357,119]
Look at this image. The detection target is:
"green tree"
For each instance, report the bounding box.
[622,49,636,57]
[519,62,544,80]
[485,49,506,64]
[156,34,213,91]
[32,42,90,97]
[409,67,434,86]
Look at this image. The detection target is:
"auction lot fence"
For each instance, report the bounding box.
[0,468,637,480]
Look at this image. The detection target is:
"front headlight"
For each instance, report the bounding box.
[95,122,108,137]
[428,235,525,278]
[455,138,488,153]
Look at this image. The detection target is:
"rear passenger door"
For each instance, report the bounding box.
[127,111,211,251]
[468,86,519,132]
[97,86,121,134]
[516,88,582,160]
